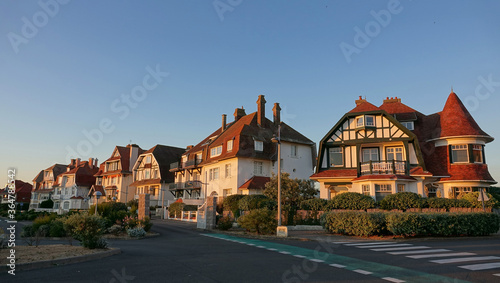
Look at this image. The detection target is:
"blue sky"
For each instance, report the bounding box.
[1,0,499,186]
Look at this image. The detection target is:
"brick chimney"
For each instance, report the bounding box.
[257,95,266,127]
[88,158,94,169]
[222,114,227,132]
[94,158,98,168]
[234,107,246,122]
[76,158,81,167]
[383,96,401,104]
[355,96,367,105]
[272,103,281,125]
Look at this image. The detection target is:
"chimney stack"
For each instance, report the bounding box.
[76,158,81,167]
[272,103,281,125]
[383,97,401,104]
[355,96,367,105]
[257,95,266,127]
[94,158,98,168]
[234,107,246,122]
[88,158,94,169]
[222,114,227,132]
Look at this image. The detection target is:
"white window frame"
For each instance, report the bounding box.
[401,121,414,130]
[227,140,233,152]
[362,185,370,196]
[365,115,375,126]
[225,164,231,178]
[362,148,379,162]
[472,144,483,164]
[386,147,403,161]
[210,146,222,157]
[254,161,263,176]
[254,141,264,152]
[397,184,405,193]
[451,144,468,163]
[356,116,364,127]
[291,145,298,158]
[329,147,343,167]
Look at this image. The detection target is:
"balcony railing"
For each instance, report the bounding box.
[169,181,202,191]
[360,160,407,175]
[183,159,202,168]
[170,162,181,171]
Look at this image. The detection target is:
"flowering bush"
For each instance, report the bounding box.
[127,227,146,238]
[122,216,139,230]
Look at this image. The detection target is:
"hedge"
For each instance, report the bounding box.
[223,195,245,218]
[461,192,499,208]
[300,198,328,211]
[321,211,387,236]
[378,192,425,211]
[325,192,376,210]
[237,208,277,235]
[238,195,270,211]
[386,212,500,237]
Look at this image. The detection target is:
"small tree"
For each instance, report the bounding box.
[237,208,278,235]
[264,173,318,225]
[39,199,54,209]
[64,213,107,249]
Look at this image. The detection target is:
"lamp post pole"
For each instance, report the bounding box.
[94,191,102,215]
[277,126,282,227]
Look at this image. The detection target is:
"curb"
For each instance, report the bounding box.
[1,248,121,272]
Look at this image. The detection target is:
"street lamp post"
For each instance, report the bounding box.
[94,191,102,215]
[272,125,282,228]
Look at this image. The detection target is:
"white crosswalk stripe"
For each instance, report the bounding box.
[407,252,476,259]
[388,249,451,255]
[430,256,500,264]
[344,242,394,246]
[382,277,406,283]
[372,246,430,252]
[459,262,500,271]
[357,244,413,249]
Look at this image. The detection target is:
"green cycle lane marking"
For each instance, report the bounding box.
[203,233,470,283]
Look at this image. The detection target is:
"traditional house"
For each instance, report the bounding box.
[91,144,144,203]
[51,158,99,213]
[311,91,496,201]
[130,145,185,207]
[1,180,32,207]
[169,95,316,205]
[29,164,67,210]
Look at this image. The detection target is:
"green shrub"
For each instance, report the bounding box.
[223,195,245,218]
[64,213,107,249]
[49,219,66,237]
[321,211,386,236]
[237,208,278,235]
[183,205,199,211]
[386,212,500,237]
[217,216,233,231]
[426,198,470,209]
[300,198,328,211]
[378,192,425,211]
[259,199,277,210]
[32,213,57,231]
[39,199,54,209]
[127,227,146,237]
[90,202,129,227]
[127,199,139,215]
[461,192,499,208]
[20,225,35,237]
[326,192,376,210]
[168,202,184,217]
[238,195,269,211]
[122,215,139,230]
[107,224,124,236]
[140,216,153,232]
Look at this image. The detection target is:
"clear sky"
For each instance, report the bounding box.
[1,0,499,186]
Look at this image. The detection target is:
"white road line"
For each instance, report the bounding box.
[353,269,372,275]
[256,246,265,248]
[329,264,346,268]
[267,248,277,251]
[382,277,406,283]
[493,273,500,277]
[372,246,430,252]
[344,242,393,246]
[293,255,306,258]
[309,259,324,263]
[279,251,291,255]
[459,262,500,271]
[247,244,255,246]
[357,244,413,249]
[389,249,451,255]
[431,256,500,264]
[332,241,355,244]
[408,252,476,259]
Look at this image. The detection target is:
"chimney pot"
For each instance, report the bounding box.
[272,103,281,125]
[257,95,266,127]
[222,114,227,132]
[88,158,94,168]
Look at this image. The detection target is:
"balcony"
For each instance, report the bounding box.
[169,181,202,191]
[360,160,408,175]
[183,159,202,168]
[170,162,182,172]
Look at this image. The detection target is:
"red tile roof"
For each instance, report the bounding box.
[441,164,495,182]
[310,169,358,179]
[352,175,416,181]
[379,99,417,114]
[348,101,380,113]
[1,180,33,203]
[89,185,105,197]
[239,176,270,190]
[130,178,162,187]
[58,161,99,187]
[436,91,492,140]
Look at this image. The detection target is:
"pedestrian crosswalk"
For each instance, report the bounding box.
[333,240,500,278]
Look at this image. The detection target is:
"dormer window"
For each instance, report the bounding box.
[254,141,264,152]
[401,121,414,130]
[227,140,233,152]
[356,115,375,128]
[210,146,222,157]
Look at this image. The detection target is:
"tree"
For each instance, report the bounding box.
[264,173,318,225]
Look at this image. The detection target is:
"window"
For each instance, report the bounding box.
[255,141,264,152]
[111,177,117,185]
[472,145,483,163]
[225,164,231,178]
[401,121,414,130]
[196,153,202,162]
[227,140,233,152]
[210,146,222,157]
[254,161,263,175]
[386,147,403,161]
[63,202,69,209]
[329,147,343,167]
[365,115,375,126]
[362,148,379,162]
[451,145,468,163]
[107,161,119,172]
[146,155,151,163]
[453,187,475,198]
[375,184,392,201]
[223,189,232,197]
[145,169,150,179]
[209,168,219,180]
[362,185,370,196]
[397,184,405,193]
[356,116,364,127]
[291,145,298,158]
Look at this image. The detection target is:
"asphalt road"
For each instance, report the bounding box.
[1,219,499,282]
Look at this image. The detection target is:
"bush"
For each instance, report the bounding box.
[237,208,278,235]
[122,216,139,230]
[387,212,500,237]
[217,216,233,231]
[140,216,152,232]
[168,202,184,217]
[49,219,66,237]
[107,224,124,236]
[64,213,107,249]
[378,192,425,211]
[461,192,499,208]
[321,211,387,236]
[426,198,470,209]
[127,199,139,215]
[183,205,199,211]
[90,202,129,227]
[20,225,35,237]
[259,199,277,210]
[32,213,58,231]
[39,199,54,209]
[127,227,146,238]
[326,193,376,210]
[238,195,269,211]
[300,198,328,211]
[223,195,245,218]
